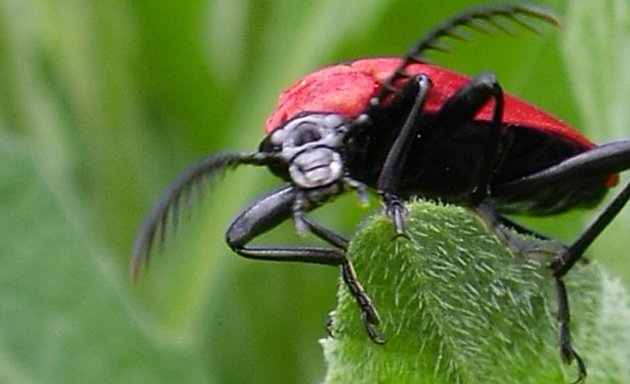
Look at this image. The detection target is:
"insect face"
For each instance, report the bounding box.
[263,113,348,189]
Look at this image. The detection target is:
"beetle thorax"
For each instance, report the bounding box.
[268,113,347,189]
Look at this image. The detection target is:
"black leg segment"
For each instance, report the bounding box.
[432,71,506,205]
[554,277,587,383]
[226,184,384,343]
[552,179,630,277]
[376,75,431,235]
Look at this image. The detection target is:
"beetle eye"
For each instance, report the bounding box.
[292,126,322,146]
[267,113,347,153]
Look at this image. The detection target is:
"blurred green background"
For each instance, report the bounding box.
[1,0,629,383]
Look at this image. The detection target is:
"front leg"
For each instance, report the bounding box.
[226,184,385,343]
[375,72,505,234]
[376,75,432,235]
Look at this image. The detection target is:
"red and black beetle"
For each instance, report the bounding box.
[132,4,630,381]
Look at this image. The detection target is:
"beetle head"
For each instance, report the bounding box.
[259,113,348,189]
[131,113,352,276]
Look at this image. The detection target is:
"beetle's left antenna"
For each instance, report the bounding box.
[130,151,273,280]
[373,3,560,106]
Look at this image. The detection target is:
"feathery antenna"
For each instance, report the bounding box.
[376,3,560,102]
[130,151,273,279]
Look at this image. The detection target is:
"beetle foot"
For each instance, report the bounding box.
[364,314,387,344]
[561,343,586,383]
[382,193,408,236]
[340,257,386,344]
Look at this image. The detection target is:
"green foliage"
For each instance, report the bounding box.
[323,201,630,383]
[0,139,210,383]
[1,0,629,383]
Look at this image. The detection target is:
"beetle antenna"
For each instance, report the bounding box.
[130,151,274,280]
[374,3,560,107]
[412,3,559,59]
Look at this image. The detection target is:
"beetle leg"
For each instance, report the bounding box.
[432,72,506,205]
[226,184,385,343]
[554,277,587,383]
[494,214,552,241]
[344,176,370,207]
[293,178,370,236]
[552,178,630,277]
[376,74,432,235]
[493,139,630,274]
[380,193,409,237]
[474,203,516,242]
[475,203,588,381]
[292,189,310,236]
[476,186,630,383]
[560,185,630,378]
[480,180,630,384]
[495,139,630,195]
[475,203,565,264]
[378,72,506,234]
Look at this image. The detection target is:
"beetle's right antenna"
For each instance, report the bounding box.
[374,3,560,105]
[130,151,275,280]
[412,3,559,56]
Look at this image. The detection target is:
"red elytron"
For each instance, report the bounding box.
[266,58,589,147]
[132,4,630,382]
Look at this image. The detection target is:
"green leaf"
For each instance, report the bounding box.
[323,201,630,384]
